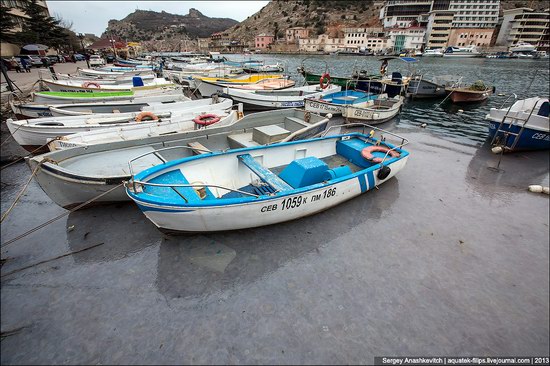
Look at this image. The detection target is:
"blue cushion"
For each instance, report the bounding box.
[279,157,328,189]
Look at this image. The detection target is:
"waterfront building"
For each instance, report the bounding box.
[255,34,275,50]
[386,26,426,53]
[343,28,387,53]
[286,27,310,44]
[496,8,550,51]
[298,34,345,53]
[447,27,494,48]
[380,0,433,28]
[449,0,500,29]
[425,10,454,48]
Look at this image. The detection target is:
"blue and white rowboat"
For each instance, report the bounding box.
[486,96,549,151]
[304,90,379,115]
[126,129,409,232]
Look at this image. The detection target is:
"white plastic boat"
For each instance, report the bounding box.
[126,128,409,232]
[342,95,404,124]
[423,48,444,57]
[221,84,341,110]
[41,77,173,92]
[443,46,481,58]
[509,42,536,53]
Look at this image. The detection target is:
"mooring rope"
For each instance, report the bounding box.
[0,162,42,223]
[1,183,124,249]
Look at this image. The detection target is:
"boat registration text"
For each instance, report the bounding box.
[260,187,337,212]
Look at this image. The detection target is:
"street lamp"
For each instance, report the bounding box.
[77,33,90,68]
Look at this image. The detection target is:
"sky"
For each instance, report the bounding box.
[46,1,270,36]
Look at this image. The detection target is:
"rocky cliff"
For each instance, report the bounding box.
[103,8,238,41]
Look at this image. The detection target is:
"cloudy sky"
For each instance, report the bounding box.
[46,1,270,36]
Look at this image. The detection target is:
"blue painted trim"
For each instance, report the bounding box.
[357,174,368,193]
[367,171,375,189]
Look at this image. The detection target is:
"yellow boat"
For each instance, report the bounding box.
[198,74,285,84]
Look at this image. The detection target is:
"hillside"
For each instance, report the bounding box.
[103,8,238,41]
[226,0,382,44]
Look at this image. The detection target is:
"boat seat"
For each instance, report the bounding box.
[336,138,373,168]
[284,116,309,128]
[187,141,211,155]
[279,157,329,189]
[227,133,259,149]
[237,153,292,192]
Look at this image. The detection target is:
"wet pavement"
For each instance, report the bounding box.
[1,127,548,364]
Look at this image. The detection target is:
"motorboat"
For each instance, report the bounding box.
[509,42,536,53]
[443,46,481,58]
[423,49,444,57]
[197,78,295,97]
[125,129,409,232]
[406,75,459,99]
[486,96,549,152]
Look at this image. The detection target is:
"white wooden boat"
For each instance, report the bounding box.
[7,97,233,151]
[10,88,186,119]
[77,68,153,78]
[47,72,156,84]
[304,90,378,115]
[27,109,334,208]
[342,95,404,124]
[221,84,341,110]
[197,78,295,97]
[48,95,195,116]
[41,78,173,92]
[48,108,239,150]
[125,128,409,232]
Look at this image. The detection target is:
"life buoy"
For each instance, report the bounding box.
[361,145,400,164]
[82,81,101,89]
[320,73,331,89]
[135,111,159,122]
[193,113,221,126]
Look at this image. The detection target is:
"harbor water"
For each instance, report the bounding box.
[1,57,549,364]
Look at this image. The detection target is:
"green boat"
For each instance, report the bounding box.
[297,66,381,90]
[32,90,136,104]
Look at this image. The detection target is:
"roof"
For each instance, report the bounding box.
[88,36,126,50]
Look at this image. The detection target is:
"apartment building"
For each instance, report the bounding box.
[2,0,51,33]
[286,27,310,44]
[298,34,345,53]
[380,0,433,28]
[255,34,275,50]
[449,0,499,28]
[447,27,494,47]
[426,10,454,48]
[496,8,550,51]
[343,28,387,52]
[387,26,427,53]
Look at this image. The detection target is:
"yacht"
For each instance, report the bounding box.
[443,46,481,58]
[509,42,536,53]
[423,48,444,57]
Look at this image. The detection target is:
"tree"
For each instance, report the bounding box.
[14,0,69,48]
[0,5,16,43]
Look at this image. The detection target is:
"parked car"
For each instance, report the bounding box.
[15,55,43,67]
[105,54,116,63]
[89,55,105,67]
[74,53,86,61]
[46,55,59,64]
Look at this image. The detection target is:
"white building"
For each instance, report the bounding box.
[343,28,388,52]
[496,7,550,50]
[425,10,454,48]
[386,26,427,53]
[449,0,500,29]
[299,34,345,53]
[380,0,433,28]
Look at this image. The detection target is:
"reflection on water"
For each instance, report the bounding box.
[465,141,550,200]
[232,54,550,147]
[64,179,400,300]
[156,179,400,300]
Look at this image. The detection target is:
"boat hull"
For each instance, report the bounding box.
[447,89,491,103]
[342,97,403,124]
[132,157,408,232]
[406,79,446,99]
[487,123,550,151]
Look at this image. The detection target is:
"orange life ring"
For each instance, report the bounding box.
[135,111,159,122]
[361,145,400,164]
[320,73,331,89]
[82,81,101,89]
[193,113,221,126]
